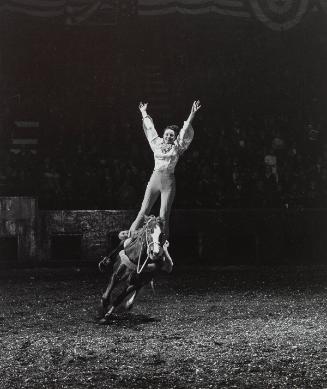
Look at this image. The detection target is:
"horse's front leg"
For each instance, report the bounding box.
[98,267,129,323]
[102,284,138,321]
[101,267,122,313]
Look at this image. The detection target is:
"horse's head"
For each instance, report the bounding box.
[144,215,166,260]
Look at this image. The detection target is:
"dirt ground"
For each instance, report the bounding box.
[1,265,327,389]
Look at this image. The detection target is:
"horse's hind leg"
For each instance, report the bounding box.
[124,289,138,311]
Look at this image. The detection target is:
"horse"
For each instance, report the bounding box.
[98,215,173,324]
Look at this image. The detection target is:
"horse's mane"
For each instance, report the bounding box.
[147,215,164,229]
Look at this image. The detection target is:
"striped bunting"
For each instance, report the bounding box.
[249,0,311,31]
[0,0,110,24]
[137,0,251,18]
[0,0,324,28]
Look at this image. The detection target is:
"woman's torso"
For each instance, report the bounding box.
[153,139,180,173]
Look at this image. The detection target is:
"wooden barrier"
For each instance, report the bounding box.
[37,209,136,262]
[1,197,326,265]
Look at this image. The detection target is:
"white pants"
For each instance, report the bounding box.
[129,170,176,238]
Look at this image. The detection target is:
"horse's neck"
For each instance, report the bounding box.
[125,234,145,262]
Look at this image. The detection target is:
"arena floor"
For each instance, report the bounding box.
[1,265,327,388]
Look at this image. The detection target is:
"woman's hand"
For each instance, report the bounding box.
[187,100,201,123]
[139,102,148,113]
[191,100,201,115]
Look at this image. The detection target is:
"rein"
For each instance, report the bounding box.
[124,216,164,275]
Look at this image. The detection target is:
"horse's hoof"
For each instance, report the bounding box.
[98,256,110,273]
[124,301,133,311]
[98,317,110,325]
[100,311,113,323]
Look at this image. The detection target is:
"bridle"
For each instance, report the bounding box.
[136,216,165,274]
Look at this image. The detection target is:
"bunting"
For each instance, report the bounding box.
[0,0,118,25]
[0,0,324,29]
[248,0,310,31]
[138,0,250,18]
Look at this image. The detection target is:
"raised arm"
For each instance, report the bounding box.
[176,100,201,153]
[139,102,160,150]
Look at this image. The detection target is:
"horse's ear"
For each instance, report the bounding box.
[144,215,150,222]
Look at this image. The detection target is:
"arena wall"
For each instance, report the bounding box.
[0,197,326,265]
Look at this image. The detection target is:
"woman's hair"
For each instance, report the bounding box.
[164,125,179,135]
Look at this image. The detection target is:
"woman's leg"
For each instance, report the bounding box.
[129,173,160,233]
[159,175,176,238]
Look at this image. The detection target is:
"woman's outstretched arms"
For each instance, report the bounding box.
[176,100,201,153]
[139,102,160,150]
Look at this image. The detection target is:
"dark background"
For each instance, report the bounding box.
[0,10,326,211]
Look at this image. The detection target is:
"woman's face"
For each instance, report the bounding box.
[163,129,176,144]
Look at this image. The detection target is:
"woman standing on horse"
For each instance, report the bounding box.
[122,100,201,240]
[99,100,201,274]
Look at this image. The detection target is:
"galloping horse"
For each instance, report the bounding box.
[98,215,173,323]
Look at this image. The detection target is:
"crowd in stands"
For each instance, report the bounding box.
[0,111,326,210]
